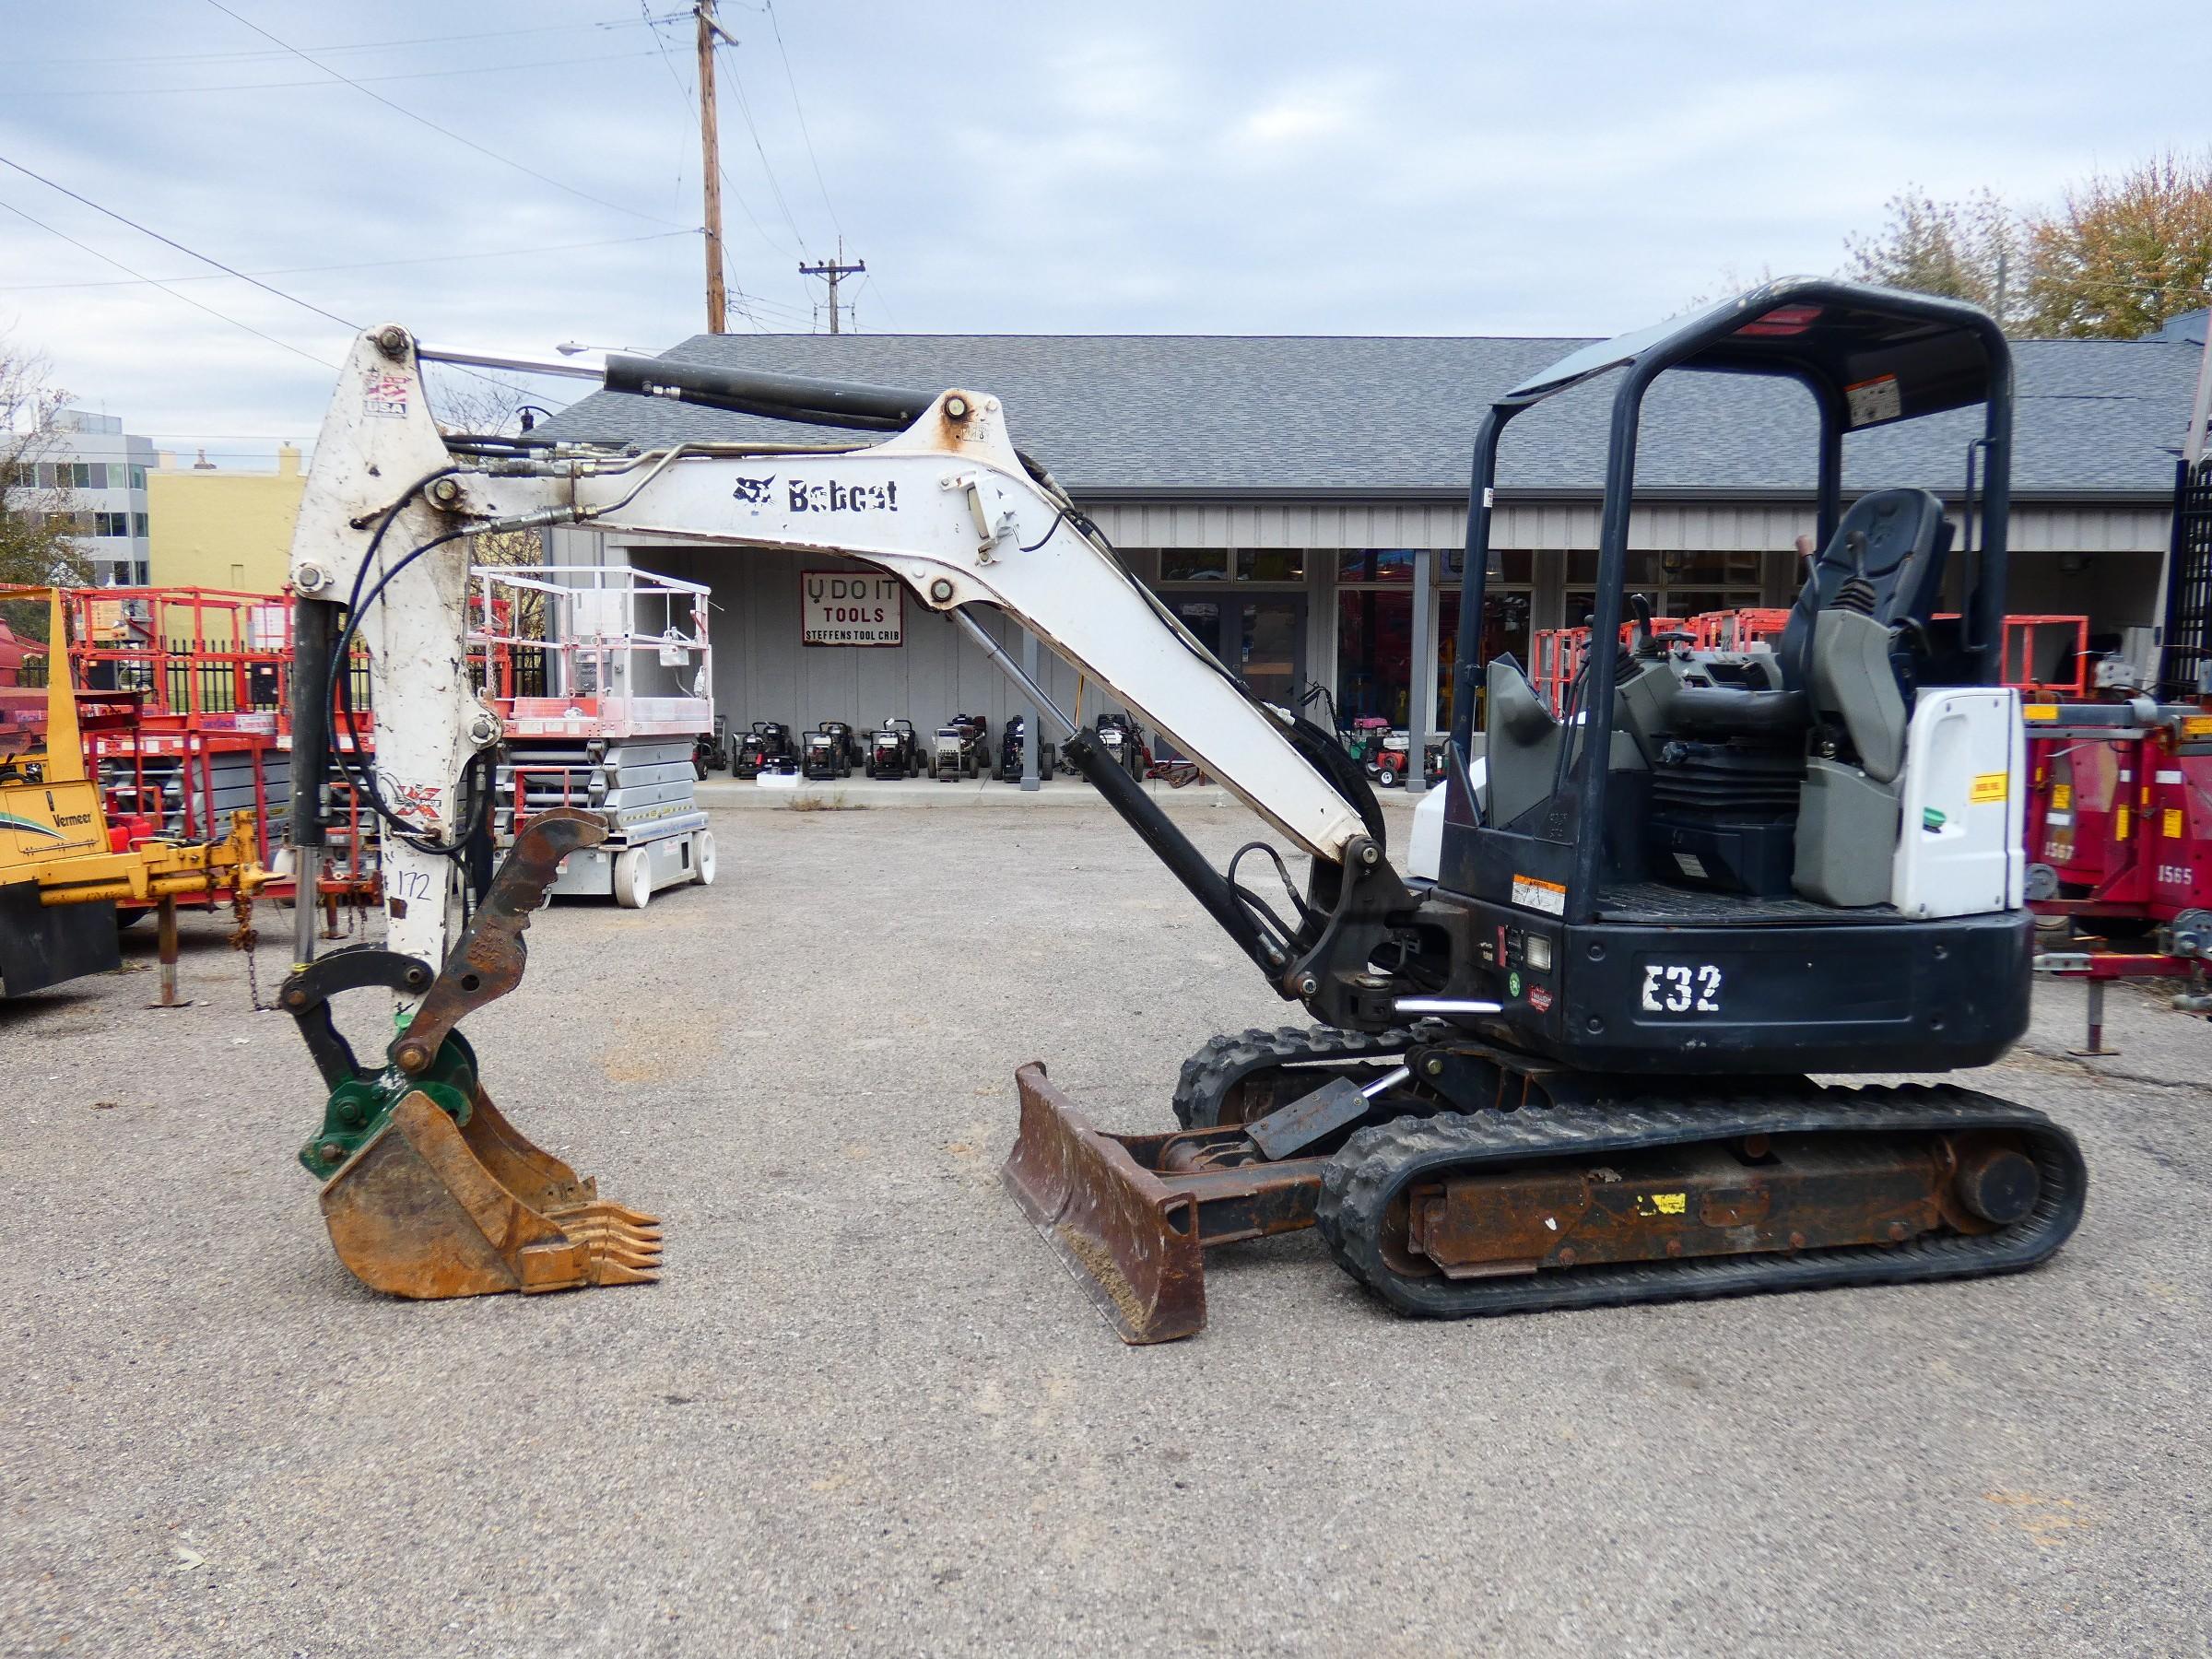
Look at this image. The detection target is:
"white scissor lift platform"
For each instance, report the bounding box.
[474,564,716,909]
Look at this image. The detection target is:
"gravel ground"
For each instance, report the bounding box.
[5,800,2209,1657]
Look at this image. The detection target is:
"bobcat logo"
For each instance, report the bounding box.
[731,476,776,507]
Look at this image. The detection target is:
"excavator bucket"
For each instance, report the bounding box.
[320,1085,661,1299]
[287,808,662,1300]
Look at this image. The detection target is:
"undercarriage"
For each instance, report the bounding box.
[1005,1024,2085,1342]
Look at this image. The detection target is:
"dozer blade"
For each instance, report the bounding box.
[1003,1065,1208,1343]
[1002,1064,1331,1343]
[321,1087,662,1299]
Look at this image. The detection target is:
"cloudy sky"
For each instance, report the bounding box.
[0,0,2203,464]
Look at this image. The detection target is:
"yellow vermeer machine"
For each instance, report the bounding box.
[0,588,265,997]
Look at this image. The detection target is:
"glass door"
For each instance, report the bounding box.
[1164,595,1306,757]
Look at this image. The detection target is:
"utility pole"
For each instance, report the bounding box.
[800,238,865,334]
[696,0,729,335]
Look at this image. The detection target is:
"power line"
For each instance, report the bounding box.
[200,0,686,230]
[0,155,578,405]
[713,38,808,251]
[2,48,665,99]
[641,9,798,265]
[0,229,696,293]
[5,16,653,68]
[855,270,895,331]
[761,0,844,243]
[0,153,356,330]
[0,195,340,370]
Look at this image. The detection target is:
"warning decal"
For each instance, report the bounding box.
[1970,771,2008,804]
[1511,874,1567,916]
[1845,373,1902,427]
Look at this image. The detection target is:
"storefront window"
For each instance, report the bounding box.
[1561,548,1765,626]
[1335,587,1531,728]
[1159,549,1230,582]
[1338,548,1416,583]
[1236,548,1305,582]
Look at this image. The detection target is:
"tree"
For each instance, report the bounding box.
[0,336,93,641]
[1841,188,2029,329]
[2022,150,2212,339]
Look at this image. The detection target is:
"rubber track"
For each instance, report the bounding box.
[1315,1084,2087,1318]
[1171,1024,1420,1129]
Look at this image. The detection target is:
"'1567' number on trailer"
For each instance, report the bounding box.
[1641,963,1722,1014]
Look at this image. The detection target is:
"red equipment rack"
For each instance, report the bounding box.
[50,585,381,918]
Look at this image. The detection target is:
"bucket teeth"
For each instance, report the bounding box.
[547,1200,665,1276]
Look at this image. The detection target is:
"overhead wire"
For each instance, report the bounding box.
[0,152,355,330]
[0,156,610,406]
[0,229,695,293]
[6,17,654,68]
[0,194,340,369]
[637,4,797,332]
[2,48,666,99]
[641,6,795,266]
[712,37,808,252]
[761,0,842,242]
[201,0,688,230]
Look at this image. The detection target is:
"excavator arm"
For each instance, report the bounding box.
[280,324,1419,1301]
[290,326,1381,979]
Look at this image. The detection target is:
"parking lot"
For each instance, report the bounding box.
[7,797,2210,1656]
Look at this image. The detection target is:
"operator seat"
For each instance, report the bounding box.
[1790,488,1953,905]
[1665,487,1952,735]
[1774,487,1952,694]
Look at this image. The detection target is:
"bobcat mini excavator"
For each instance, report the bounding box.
[282,279,2083,1332]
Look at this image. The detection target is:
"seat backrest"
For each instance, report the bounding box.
[1775,488,1951,691]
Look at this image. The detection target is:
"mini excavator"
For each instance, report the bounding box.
[283,279,2084,1332]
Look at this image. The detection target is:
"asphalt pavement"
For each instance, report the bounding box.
[6,799,2208,1656]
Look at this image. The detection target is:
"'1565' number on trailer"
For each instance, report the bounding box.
[1641,963,1722,1014]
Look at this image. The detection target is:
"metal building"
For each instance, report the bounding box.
[538,326,2203,771]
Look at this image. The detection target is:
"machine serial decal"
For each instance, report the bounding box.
[788,478,899,513]
[1510,874,1567,916]
[1640,963,1723,1014]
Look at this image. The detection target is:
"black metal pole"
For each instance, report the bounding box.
[289,595,338,960]
[1452,406,1512,757]
[1063,729,1289,983]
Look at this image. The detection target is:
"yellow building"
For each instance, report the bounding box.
[147,444,304,595]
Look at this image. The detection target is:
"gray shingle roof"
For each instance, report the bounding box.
[534,330,2202,499]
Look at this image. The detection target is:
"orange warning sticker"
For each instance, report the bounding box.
[1510,874,1567,916]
